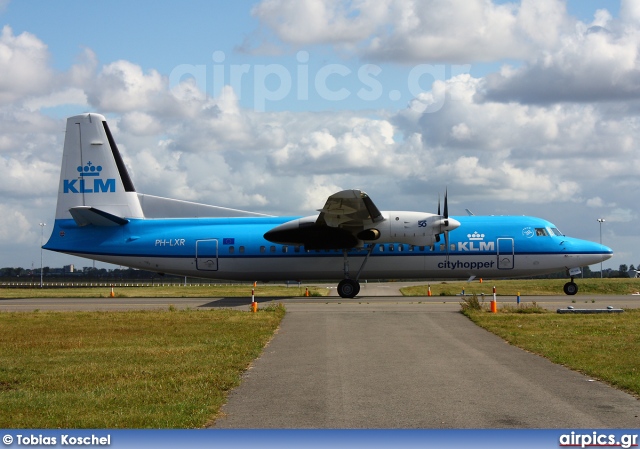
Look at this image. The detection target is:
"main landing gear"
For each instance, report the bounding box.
[336,246,375,298]
[337,279,360,298]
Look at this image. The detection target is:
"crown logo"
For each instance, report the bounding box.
[76,161,103,177]
[467,231,484,241]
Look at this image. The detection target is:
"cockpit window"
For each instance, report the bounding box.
[535,228,548,236]
[549,227,564,236]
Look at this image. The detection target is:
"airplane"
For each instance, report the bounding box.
[44,113,613,298]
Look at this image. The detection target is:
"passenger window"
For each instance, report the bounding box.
[229,246,235,254]
[282,246,288,253]
[260,246,266,253]
[389,244,394,252]
[270,246,276,253]
[239,246,245,254]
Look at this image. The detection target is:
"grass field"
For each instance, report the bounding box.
[401,278,640,296]
[462,306,640,398]
[0,306,285,428]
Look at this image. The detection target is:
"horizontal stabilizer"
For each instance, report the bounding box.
[69,206,129,227]
[137,194,272,218]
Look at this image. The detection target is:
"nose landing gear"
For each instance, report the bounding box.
[563,267,582,295]
[563,279,578,295]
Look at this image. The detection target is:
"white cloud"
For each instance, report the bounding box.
[251,0,571,63]
[621,0,640,24]
[86,60,170,112]
[0,204,34,244]
[586,197,605,208]
[251,0,387,46]
[22,88,87,112]
[480,12,640,103]
[607,208,637,223]
[0,26,54,104]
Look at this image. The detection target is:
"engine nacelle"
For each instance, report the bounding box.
[264,211,460,249]
[361,211,460,247]
[263,215,359,250]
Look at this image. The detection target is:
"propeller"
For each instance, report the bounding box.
[435,189,456,260]
[443,188,450,260]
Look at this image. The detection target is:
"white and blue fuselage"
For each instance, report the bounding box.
[46,214,609,281]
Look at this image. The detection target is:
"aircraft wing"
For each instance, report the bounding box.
[316,189,384,227]
[264,189,385,250]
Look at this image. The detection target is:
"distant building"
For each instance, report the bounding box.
[63,264,74,273]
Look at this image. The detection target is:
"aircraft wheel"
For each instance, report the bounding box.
[337,279,359,298]
[563,281,578,295]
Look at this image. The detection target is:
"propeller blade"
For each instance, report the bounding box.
[444,189,450,260]
[445,230,450,261]
[444,188,448,219]
[437,194,441,216]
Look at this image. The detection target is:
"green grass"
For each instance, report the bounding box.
[0,306,285,428]
[0,284,327,299]
[401,278,640,296]
[463,307,640,397]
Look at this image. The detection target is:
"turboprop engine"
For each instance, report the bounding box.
[263,211,460,250]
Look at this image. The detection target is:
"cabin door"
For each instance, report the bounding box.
[497,238,514,270]
[196,239,219,271]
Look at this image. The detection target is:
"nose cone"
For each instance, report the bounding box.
[562,237,613,264]
[447,217,461,232]
[597,243,614,262]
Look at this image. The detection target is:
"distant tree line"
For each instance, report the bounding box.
[524,264,637,279]
[0,266,185,282]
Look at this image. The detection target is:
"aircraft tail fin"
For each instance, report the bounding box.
[54,113,144,221]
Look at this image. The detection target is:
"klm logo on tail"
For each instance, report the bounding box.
[64,162,116,193]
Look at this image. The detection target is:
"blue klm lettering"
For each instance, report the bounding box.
[63,178,116,193]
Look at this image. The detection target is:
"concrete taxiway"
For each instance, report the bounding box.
[1,285,639,428]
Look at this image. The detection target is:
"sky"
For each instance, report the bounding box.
[0,0,638,272]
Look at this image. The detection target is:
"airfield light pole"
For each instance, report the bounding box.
[597,218,605,279]
[39,222,46,288]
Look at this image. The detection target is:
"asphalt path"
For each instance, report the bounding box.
[2,284,640,428]
[213,303,640,428]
